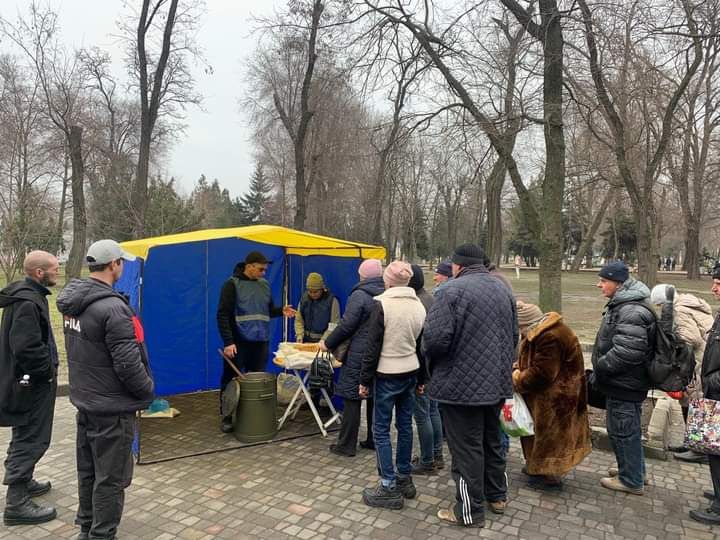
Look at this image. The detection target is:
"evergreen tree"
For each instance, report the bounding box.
[237,164,273,225]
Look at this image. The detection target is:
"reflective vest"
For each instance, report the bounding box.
[232,277,271,342]
[299,292,334,341]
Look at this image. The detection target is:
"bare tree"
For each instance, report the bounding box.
[1,4,89,281]
[124,0,203,237]
[575,0,702,286]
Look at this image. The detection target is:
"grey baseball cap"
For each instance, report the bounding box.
[86,239,136,265]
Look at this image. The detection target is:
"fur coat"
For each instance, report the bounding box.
[513,312,591,476]
[673,293,714,401]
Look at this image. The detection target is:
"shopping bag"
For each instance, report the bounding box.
[499,392,534,437]
[684,398,720,455]
[277,373,301,405]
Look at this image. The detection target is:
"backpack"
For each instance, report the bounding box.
[308,351,335,395]
[631,287,696,392]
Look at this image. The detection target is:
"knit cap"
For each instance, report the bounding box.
[598,261,629,283]
[650,283,675,305]
[435,260,452,277]
[383,261,413,288]
[306,272,325,290]
[359,259,383,280]
[452,243,485,267]
[517,301,543,327]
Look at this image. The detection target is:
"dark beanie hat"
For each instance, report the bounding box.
[409,264,425,291]
[598,261,629,283]
[435,260,452,277]
[452,243,486,267]
[713,262,720,280]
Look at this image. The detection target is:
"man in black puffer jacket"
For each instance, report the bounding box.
[591,261,654,496]
[689,265,720,525]
[422,244,517,529]
[57,240,154,540]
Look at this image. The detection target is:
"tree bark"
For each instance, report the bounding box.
[65,126,86,282]
[570,188,613,272]
[132,0,180,238]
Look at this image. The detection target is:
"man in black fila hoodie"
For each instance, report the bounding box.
[57,239,154,540]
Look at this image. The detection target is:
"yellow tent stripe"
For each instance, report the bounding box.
[120,225,386,261]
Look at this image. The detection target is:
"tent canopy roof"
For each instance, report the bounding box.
[121,225,386,260]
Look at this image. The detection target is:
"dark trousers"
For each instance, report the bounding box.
[441,402,506,526]
[219,341,269,415]
[709,455,720,512]
[335,398,374,453]
[3,380,57,490]
[76,411,135,539]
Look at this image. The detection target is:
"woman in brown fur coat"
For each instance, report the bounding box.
[512,302,592,490]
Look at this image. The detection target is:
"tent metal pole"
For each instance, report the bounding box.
[283,250,289,342]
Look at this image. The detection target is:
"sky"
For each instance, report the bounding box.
[2,0,278,197]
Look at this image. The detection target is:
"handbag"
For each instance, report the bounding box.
[585,369,606,410]
[685,398,720,455]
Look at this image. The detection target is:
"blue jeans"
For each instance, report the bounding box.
[606,397,645,489]
[413,393,443,465]
[373,376,416,486]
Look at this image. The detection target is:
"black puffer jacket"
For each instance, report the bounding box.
[0,278,58,426]
[422,265,518,406]
[591,279,655,402]
[701,312,720,401]
[57,278,154,415]
[324,277,385,400]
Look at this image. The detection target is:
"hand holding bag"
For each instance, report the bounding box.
[499,392,534,437]
[685,397,720,455]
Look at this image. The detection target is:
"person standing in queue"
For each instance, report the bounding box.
[216,251,296,433]
[1,251,60,527]
[57,239,155,540]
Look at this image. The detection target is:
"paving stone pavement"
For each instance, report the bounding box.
[0,397,717,540]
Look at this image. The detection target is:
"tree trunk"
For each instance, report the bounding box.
[485,157,505,266]
[684,220,701,280]
[570,189,612,272]
[66,126,86,282]
[635,212,657,287]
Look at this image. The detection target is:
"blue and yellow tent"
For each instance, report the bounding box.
[116,225,385,397]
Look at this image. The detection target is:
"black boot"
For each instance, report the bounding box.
[220,416,233,433]
[362,482,403,509]
[27,479,52,497]
[690,507,720,525]
[396,476,416,499]
[3,484,57,526]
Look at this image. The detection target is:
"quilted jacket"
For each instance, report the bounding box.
[591,278,655,402]
[702,312,720,401]
[324,277,385,400]
[422,265,518,406]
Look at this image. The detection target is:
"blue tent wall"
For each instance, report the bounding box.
[115,241,364,397]
[287,255,363,339]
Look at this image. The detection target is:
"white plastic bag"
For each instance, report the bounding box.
[499,392,534,437]
[277,372,302,405]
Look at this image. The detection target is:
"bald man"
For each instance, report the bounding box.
[0,251,59,526]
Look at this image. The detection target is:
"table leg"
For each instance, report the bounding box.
[277,371,304,430]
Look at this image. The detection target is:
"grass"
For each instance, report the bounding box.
[2,266,716,383]
[498,266,718,343]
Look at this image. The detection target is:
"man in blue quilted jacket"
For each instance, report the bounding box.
[422,243,518,529]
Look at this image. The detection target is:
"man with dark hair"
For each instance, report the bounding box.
[57,239,155,539]
[216,251,296,432]
[422,243,517,528]
[1,251,59,526]
[689,264,720,525]
[591,261,655,496]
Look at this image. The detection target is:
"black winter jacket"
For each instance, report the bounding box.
[324,277,385,400]
[702,312,720,401]
[591,279,655,402]
[216,263,284,346]
[0,278,58,426]
[57,278,154,415]
[422,265,518,406]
